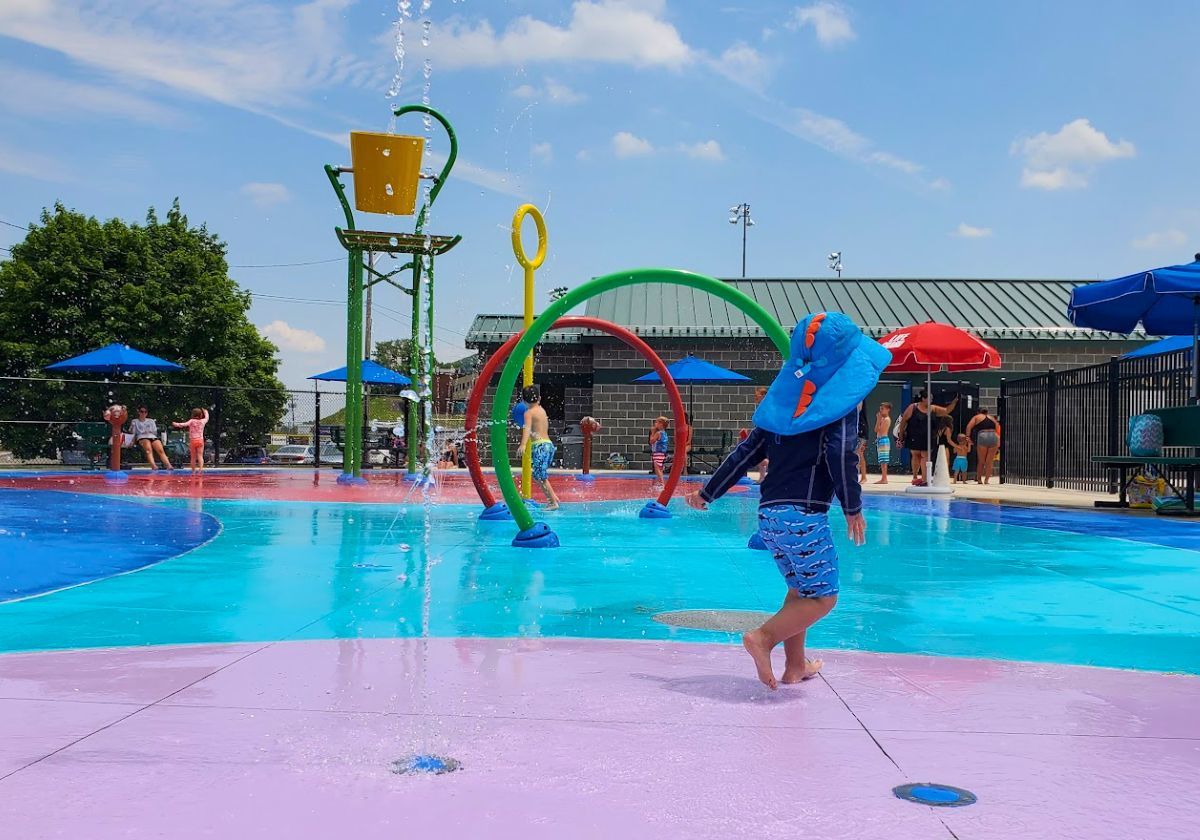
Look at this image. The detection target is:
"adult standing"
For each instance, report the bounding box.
[895,390,958,485]
[966,407,1001,484]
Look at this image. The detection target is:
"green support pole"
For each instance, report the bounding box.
[489,268,791,541]
[406,256,422,474]
[345,248,365,480]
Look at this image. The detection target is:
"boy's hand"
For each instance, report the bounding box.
[846,512,866,546]
[684,491,708,511]
[516,443,525,457]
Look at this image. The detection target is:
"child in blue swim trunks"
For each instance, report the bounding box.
[686,312,888,690]
[516,385,560,510]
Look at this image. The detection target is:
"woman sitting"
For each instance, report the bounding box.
[130,406,173,470]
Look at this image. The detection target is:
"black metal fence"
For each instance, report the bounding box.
[999,348,1193,491]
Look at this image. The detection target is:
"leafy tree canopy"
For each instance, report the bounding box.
[0,201,286,457]
[373,338,438,373]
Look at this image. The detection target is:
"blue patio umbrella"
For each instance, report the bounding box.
[634,353,751,416]
[1068,259,1200,401]
[1120,335,1195,360]
[44,343,184,375]
[308,359,412,387]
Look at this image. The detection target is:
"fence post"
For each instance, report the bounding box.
[998,378,1006,484]
[212,389,224,467]
[314,388,322,452]
[1045,368,1056,489]
[1106,356,1119,493]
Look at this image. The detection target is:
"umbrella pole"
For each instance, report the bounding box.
[1192,297,1199,405]
[926,368,933,483]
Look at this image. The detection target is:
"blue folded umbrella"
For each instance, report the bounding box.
[308,359,412,386]
[45,343,184,375]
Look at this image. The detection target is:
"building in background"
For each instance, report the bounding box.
[466,277,1145,470]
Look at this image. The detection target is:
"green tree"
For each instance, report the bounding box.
[373,338,438,374]
[0,202,286,458]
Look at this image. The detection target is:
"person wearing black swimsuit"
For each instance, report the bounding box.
[896,390,958,484]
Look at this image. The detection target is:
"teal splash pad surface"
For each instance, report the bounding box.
[0,493,1198,672]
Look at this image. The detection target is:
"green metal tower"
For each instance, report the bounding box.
[324,104,461,484]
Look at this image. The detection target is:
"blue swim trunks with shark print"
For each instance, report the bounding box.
[756,503,840,598]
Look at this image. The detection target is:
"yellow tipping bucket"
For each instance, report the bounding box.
[349,131,424,216]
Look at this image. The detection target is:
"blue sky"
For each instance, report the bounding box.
[2,0,1197,388]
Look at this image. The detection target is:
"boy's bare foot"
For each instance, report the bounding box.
[544,503,559,511]
[742,630,777,690]
[781,658,823,684]
[873,478,887,484]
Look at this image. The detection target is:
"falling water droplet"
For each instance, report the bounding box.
[421,19,431,47]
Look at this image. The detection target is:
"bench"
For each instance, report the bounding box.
[1093,405,1200,516]
[649,429,737,476]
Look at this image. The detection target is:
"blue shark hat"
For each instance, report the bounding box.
[752,312,891,436]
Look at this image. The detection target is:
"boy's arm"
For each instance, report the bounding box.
[698,428,768,504]
[824,411,863,516]
[517,410,532,454]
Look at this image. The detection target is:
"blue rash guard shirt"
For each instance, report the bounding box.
[699,408,862,515]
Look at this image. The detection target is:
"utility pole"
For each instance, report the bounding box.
[728,203,754,278]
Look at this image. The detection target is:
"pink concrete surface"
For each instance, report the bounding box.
[2,638,1198,839]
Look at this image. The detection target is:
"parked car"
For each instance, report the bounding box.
[319,443,343,466]
[270,444,314,465]
[224,446,271,465]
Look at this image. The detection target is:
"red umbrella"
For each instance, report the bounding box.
[879,322,1002,488]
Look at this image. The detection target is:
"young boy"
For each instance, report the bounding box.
[686,312,889,690]
[515,385,560,511]
[649,416,669,486]
[951,433,972,483]
[873,402,892,484]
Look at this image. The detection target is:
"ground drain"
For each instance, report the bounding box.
[893,783,977,807]
[392,754,462,776]
[652,610,772,633]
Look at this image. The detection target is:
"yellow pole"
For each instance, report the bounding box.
[511,204,547,499]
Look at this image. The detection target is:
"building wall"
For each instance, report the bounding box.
[469,335,1144,471]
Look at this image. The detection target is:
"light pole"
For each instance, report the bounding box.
[827,251,843,278]
[728,203,754,277]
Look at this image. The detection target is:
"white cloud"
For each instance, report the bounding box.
[240,182,291,208]
[760,105,930,182]
[512,78,586,104]
[576,149,592,162]
[261,320,326,354]
[711,42,772,91]
[1012,118,1135,190]
[0,2,530,199]
[787,2,856,47]
[0,139,65,182]
[679,140,725,161]
[426,1,693,70]
[1132,228,1188,250]
[954,222,993,239]
[0,63,180,125]
[612,131,654,158]
[532,142,553,162]
[928,177,953,192]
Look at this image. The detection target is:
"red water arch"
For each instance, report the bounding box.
[464,316,687,510]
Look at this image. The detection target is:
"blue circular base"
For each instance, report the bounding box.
[402,471,429,483]
[102,470,129,483]
[512,522,560,549]
[479,502,513,521]
[893,783,977,808]
[336,474,369,486]
[575,473,596,483]
[737,476,755,486]
[391,753,462,776]
[639,501,671,519]
[747,532,768,551]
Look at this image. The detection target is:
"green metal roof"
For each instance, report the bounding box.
[466,278,1140,346]
[465,315,585,346]
[582,278,1132,341]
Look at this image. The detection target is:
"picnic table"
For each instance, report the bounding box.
[1093,406,1200,516]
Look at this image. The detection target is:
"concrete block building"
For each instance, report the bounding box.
[465,278,1144,471]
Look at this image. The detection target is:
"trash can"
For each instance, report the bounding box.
[559,422,585,469]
